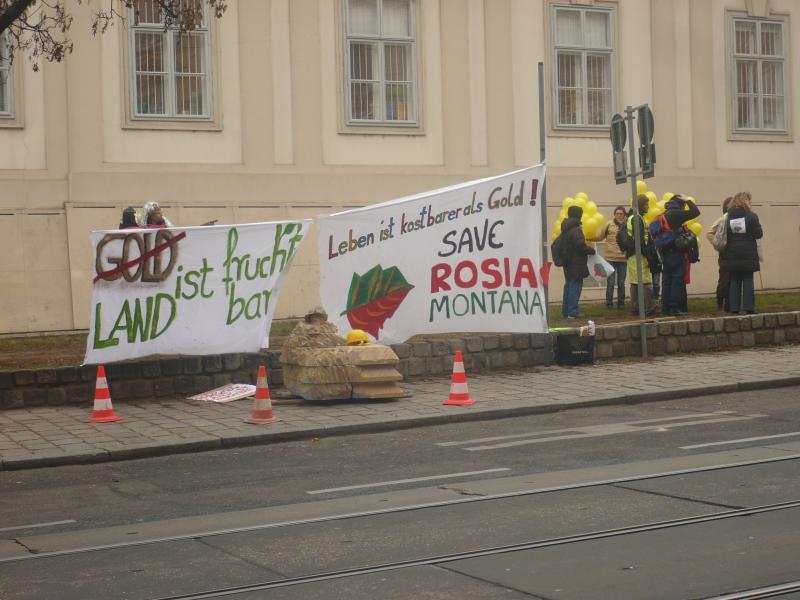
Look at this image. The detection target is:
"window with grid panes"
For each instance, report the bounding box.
[128,0,212,120]
[0,33,12,117]
[552,6,614,129]
[732,17,786,132]
[343,0,417,126]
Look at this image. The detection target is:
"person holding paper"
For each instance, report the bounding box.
[722,192,763,314]
[560,205,596,319]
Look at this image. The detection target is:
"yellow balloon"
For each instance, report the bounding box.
[636,181,648,195]
[575,192,589,202]
[656,199,666,211]
[582,221,596,241]
[575,197,587,209]
[559,208,567,220]
[689,222,702,236]
[662,192,674,203]
[563,197,575,209]
[585,201,598,216]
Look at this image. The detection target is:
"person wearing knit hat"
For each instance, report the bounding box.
[559,205,596,319]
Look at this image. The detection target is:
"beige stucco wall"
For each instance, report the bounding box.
[0,0,798,334]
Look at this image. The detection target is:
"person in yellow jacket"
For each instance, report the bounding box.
[600,205,629,309]
[625,196,658,315]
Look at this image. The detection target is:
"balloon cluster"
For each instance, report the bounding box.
[552,192,606,242]
[632,181,703,242]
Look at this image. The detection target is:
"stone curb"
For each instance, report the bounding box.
[3,374,799,471]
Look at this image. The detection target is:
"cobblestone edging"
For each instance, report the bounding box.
[1,311,799,409]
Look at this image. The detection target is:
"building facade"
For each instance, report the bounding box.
[1,0,798,334]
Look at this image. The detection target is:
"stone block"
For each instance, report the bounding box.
[645,324,658,339]
[153,379,175,397]
[625,341,639,355]
[512,334,530,350]
[270,369,284,386]
[35,369,59,385]
[449,339,466,354]
[392,343,411,359]
[596,342,614,359]
[482,335,500,350]
[612,341,627,356]
[203,355,222,373]
[499,334,514,349]
[465,337,484,353]
[532,349,550,364]
[689,335,705,351]
[741,331,756,347]
[739,318,752,331]
[66,383,93,404]
[673,321,688,336]
[411,342,432,358]
[23,388,46,407]
[503,351,521,367]
[777,312,795,326]
[729,332,743,346]
[716,334,730,348]
[700,319,714,333]
[688,320,702,334]
[0,372,14,390]
[750,314,764,329]
[408,357,427,376]
[678,336,693,352]
[14,371,36,386]
[530,333,547,348]
[724,318,740,333]
[183,356,203,375]
[431,340,451,357]
[703,335,718,350]
[80,365,98,382]
[2,389,25,409]
[712,318,725,333]
[427,356,445,375]
[601,327,617,341]
[396,361,409,379]
[764,314,777,328]
[774,329,786,344]
[56,368,79,384]
[648,337,667,356]
[222,354,242,371]
[666,337,680,354]
[351,381,405,400]
[109,381,132,400]
[161,358,183,376]
[192,375,213,394]
[488,350,505,368]
[519,350,535,366]
[754,330,773,345]
[786,327,800,342]
[616,326,631,341]
[657,322,672,336]
[129,379,154,398]
[172,376,194,395]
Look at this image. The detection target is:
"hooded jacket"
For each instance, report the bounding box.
[722,206,763,273]
[561,207,595,280]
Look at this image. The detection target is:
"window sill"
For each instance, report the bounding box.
[727,130,793,143]
[549,127,610,139]
[123,117,221,132]
[338,123,425,136]
[0,115,23,128]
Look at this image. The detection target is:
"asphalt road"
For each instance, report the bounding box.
[2,386,800,599]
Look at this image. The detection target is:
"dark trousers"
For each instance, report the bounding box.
[562,278,584,318]
[729,271,755,313]
[605,261,627,307]
[661,252,687,315]
[716,257,731,310]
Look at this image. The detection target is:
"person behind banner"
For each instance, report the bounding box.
[560,205,595,319]
[118,207,139,230]
[722,191,763,314]
[600,205,628,309]
[139,201,174,228]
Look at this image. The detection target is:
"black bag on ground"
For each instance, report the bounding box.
[555,333,595,366]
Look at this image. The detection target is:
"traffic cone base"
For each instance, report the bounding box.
[87,366,122,423]
[444,352,476,406]
[245,365,279,425]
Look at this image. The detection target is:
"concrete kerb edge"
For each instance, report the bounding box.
[4,374,800,471]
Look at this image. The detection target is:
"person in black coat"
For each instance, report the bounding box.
[722,192,763,314]
[119,207,139,230]
[560,205,596,319]
[659,194,700,316]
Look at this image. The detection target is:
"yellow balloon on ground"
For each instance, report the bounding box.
[636,181,648,195]
[575,192,589,202]
[563,197,575,209]
[585,201,597,216]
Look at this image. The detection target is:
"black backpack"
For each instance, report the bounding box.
[616,217,635,256]
[551,233,566,267]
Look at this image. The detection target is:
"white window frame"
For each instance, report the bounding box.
[730,16,788,134]
[0,32,13,120]
[342,0,419,127]
[550,4,615,131]
[127,3,214,122]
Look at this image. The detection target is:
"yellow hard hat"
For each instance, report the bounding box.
[346,329,370,346]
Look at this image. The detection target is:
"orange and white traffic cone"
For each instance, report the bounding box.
[443,351,475,406]
[86,366,122,423]
[245,365,279,425]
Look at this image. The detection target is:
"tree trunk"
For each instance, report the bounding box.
[0,0,35,35]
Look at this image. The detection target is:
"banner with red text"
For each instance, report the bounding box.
[317,165,547,344]
[85,220,310,364]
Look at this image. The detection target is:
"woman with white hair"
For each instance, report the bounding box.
[722,192,763,314]
[139,201,174,228]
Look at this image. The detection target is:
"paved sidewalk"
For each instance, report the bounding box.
[1,345,799,470]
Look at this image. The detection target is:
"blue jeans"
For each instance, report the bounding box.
[562,279,584,318]
[729,271,755,313]
[661,252,687,315]
[605,261,627,307]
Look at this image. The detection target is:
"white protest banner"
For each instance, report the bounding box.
[85,220,309,364]
[317,165,547,344]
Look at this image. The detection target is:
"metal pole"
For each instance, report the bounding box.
[538,62,551,367]
[625,106,648,358]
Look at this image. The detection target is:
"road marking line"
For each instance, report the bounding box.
[464,416,764,451]
[306,468,511,495]
[681,431,800,450]
[0,519,76,533]
[436,411,737,447]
